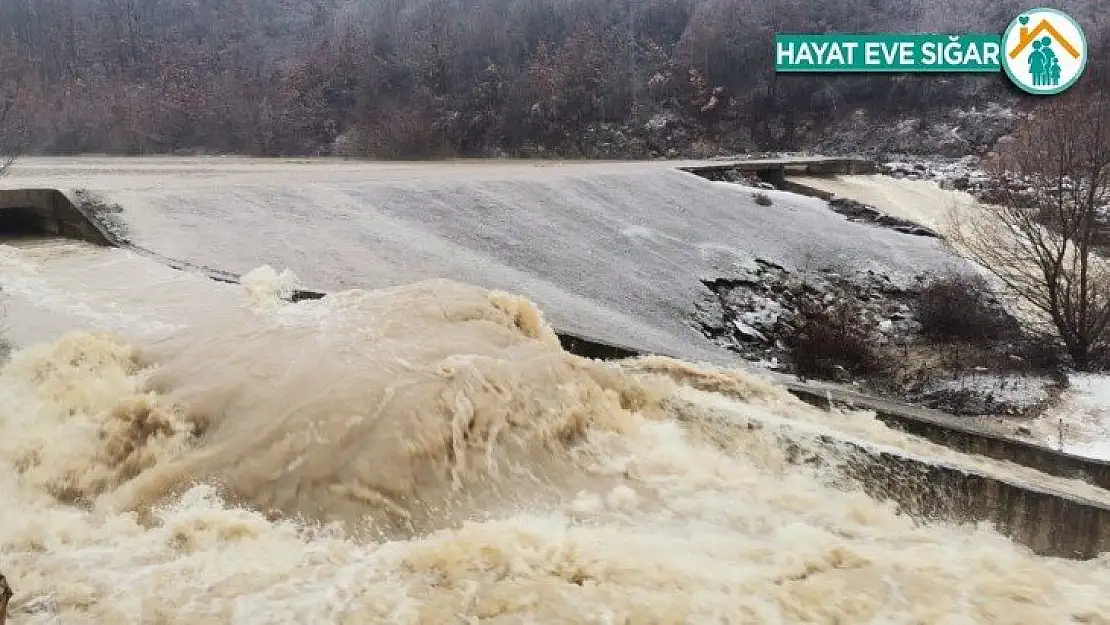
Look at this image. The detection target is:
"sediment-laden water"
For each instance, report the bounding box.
[0,239,1108,624]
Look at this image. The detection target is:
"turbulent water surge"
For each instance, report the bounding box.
[1,240,1109,623]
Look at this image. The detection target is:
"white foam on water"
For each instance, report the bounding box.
[0,241,1109,623]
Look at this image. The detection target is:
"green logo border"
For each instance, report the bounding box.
[1001,7,1088,95]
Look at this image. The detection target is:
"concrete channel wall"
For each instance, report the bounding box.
[783,382,1110,490]
[4,184,1110,558]
[680,156,877,186]
[754,425,1110,559]
[840,437,1110,559]
[755,379,1110,559]
[777,180,836,200]
[0,189,116,245]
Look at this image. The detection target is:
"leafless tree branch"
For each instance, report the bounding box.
[947,93,1110,369]
[0,82,20,176]
[0,573,11,625]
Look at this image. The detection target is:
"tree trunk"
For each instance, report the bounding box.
[1071,349,1089,371]
[0,574,11,625]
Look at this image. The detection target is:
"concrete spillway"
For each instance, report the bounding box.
[0,156,959,366]
[3,157,1110,559]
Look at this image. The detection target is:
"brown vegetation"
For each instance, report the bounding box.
[0,573,10,625]
[786,298,887,381]
[1,0,1103,159]
[950,90,1110,370]
[915,273,1016,344]
[0,41,23,174]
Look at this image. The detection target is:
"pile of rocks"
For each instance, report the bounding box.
[914,373,1060,417]
[877,155,1043,208]
[880,155,989,186]
[827,198,940,238]
[695,259,923,368]
[813,102,1019,158]
[693,257,1070,417]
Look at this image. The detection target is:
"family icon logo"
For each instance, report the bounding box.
[1001,8,1087,95]
[775,7,1088,96]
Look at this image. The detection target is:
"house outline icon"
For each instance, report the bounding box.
[1008,18,1081,60]
[1001,8,1087,95]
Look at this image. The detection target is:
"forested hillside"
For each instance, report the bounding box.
[0,0,1105,158]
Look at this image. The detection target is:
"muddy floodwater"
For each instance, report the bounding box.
[0,235,1107,623]
[1,158,1109,622]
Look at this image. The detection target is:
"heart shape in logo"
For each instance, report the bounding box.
[1019,15,1030,25]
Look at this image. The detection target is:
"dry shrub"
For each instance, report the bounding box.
[1011,334,1067,374]
[786,297,886,380]
[916,273,1016,344]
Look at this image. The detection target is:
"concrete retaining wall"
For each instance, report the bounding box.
[803,159,878,175]
[724,421,1110,559]
[783,382,1110,489]
[0,189,116,246]
[681,156,876,186]
[840,438,1110,559]
[777,180,835,200]
[777,382,1110,557]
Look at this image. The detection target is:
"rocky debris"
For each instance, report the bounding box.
[876,154,1048,210]
[573,111,757,160]
[827,198,940,238]
[501,107,762,160]
[684,164,777,189]
[880,155,989,185]
[73,188,131,244]
[696,259,922,367]
[579,123,649,159]
[813,102,1020,158]
[912,373,1061,417]
[719,169,763,186]
[695,258,1067,418]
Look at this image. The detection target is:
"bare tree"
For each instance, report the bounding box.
[0,44,24,176]
[0,573,10,625]
[0,96,18,176]
[948,94,1110,369]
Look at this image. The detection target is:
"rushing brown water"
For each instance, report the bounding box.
[1,240,1109,624]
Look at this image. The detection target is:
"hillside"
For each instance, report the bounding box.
[0,0,1105,160]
